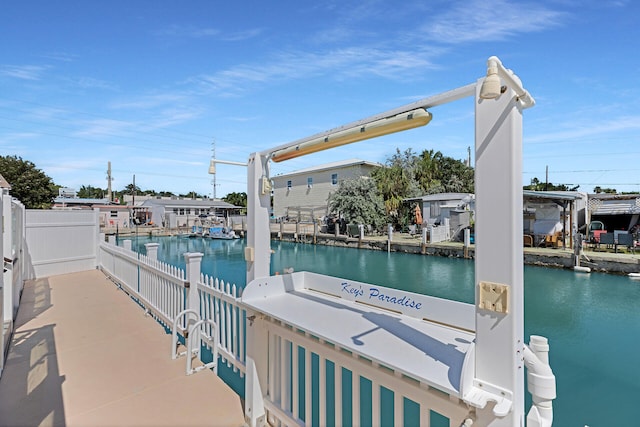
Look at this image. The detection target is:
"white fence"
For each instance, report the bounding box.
[428,218,451,244]
[97,239,473,426]
[25,209,99,279]
[97,238,247,377]
[2,196,26,378]
[242,271,476,427]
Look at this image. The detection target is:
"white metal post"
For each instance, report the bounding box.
[2,194,12,326]
[12,201,25,318]
[244,315,268,427]
[473,78,525,426]
[145,243,159,261]
[245,152,272,426]
[184,252,203,314]
[0,194,4,377]
[246,153,272,284]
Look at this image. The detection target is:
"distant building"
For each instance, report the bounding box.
[271,159,380,220]
[140,198,242,228]
[587,193,640,232]
[523,190,586,248]
[406,193,475,240]
[96,205,132,229]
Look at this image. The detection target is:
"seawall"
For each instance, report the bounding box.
[272,231,640,276]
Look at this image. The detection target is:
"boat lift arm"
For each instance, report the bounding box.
[244,56,554,427]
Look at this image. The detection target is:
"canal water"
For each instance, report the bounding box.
[126,235,639,426]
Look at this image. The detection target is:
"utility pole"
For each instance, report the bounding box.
[211,139,217,199]
[106,161,113,202]
[545,165,549,191]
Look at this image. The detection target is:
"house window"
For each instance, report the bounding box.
[430,203,440,218]
[331,173,338,185]
[307,177,313,188]
[287,180,292,189]
[110,210,118,218]
[179,208,185,215]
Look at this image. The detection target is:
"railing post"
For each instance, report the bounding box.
[3,193,13,327]
[123,239,132,251]
[0,193,4,375]
[145,243,159,260]
[464,228,471,259]
[421,227,428,254]
[184,252,203,315]
[108,235,116,245]
[245,311,268,427]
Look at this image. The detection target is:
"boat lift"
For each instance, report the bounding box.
[242,56,556,427]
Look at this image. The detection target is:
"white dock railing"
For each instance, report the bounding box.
[98,237,247,377]
[243,271,476,427]
[98,237,476,425]
[258,315,471,427]
[198,273,246,375]
[428,219,451,244]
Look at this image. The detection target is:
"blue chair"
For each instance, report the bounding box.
[616,233,635,253]
[599,232,614,250]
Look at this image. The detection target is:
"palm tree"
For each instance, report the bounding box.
[414,149,443,193]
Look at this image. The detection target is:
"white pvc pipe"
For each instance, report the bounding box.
[487,56,535,108]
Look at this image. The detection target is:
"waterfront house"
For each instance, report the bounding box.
[140,197,242,228]
[587,193,640,232]
[271,158,380,220]
[523,190,586,248]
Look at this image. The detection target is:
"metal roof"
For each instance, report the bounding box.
[406,193,474,202]
[0,174,11,189]
[272,158,381,178]
[140,198,239,209]
[53,197,110,204]
[522,190,583,201]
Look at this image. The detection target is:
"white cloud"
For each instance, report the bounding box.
[0,65,49,80]
[527,115,640,144]
[422,0,565,44]
[72,118,135,138]
[155,24,262,41]
[191,46,440,96]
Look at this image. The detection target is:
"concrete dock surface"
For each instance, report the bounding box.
[0,269,245,427]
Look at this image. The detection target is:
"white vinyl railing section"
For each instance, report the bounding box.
[428,218,451,244]
[97,237,247,377]
[242,272,476,427]
[198,273,246,375]
[98,237,473,425]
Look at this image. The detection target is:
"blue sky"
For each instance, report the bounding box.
[2,0,639,198]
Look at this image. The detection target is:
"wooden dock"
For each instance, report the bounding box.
[0,269,245,427]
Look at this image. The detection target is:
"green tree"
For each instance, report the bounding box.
[77,185,105,199]
[371,163,411,217]
[222,192,247,207]
[328,178,385,231]
[524,178,579,191]
[124,183,142,194]
[593,186,616,194]
[414,149,443,193]
[0,155,57,208]
[436,156,474,193]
